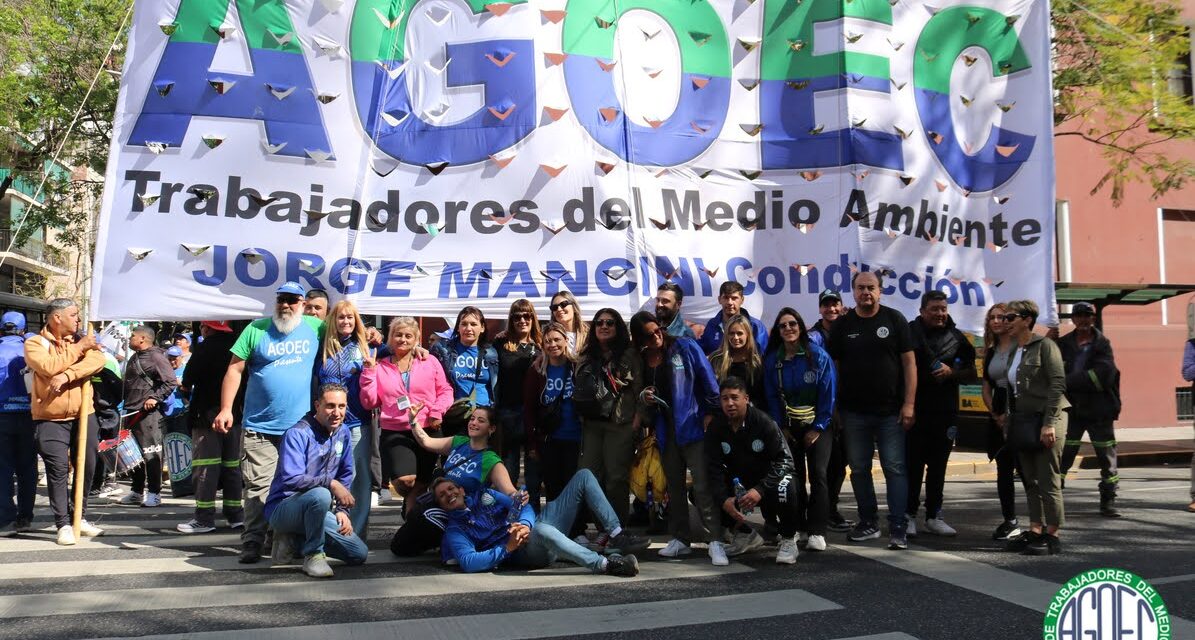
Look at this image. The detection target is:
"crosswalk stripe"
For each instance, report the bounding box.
[97,587,833,640]
[43,516,406,533]
[0,560,753,618]
[0,529,395,553]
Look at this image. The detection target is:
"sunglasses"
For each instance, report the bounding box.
[276,295,303,305]
[778,321,800,329]
[997,313,1024,322]
[512,312,534,321]
[594,318,617,328]
[549,301,572,312]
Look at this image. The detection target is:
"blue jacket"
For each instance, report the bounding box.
[317,336,368,429]
[263,413,354,520]
[664,313,696,340]
[763,344,837,432]
[441,488,535,573]
[698,312,769,355]
[430,338,500,407]
[652,337,720,451]
[0,334,29,412]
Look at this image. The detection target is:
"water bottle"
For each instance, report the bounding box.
[733,477,754,515]
[506,485,527,524]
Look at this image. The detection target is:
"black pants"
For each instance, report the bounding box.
[995,446,1026,522]
[719,474,801,538]
[826,422,848,518]
[1059,416,1118,497]
[906,415,955,520]
[391,495,445,556]
[790,426,833,535]
[539,439,581,502]
[0,412,36,526]
[35,417,98,528]
[130,412,163,495]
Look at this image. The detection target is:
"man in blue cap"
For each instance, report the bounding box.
[214,281,326,562]
[0,311,34,535]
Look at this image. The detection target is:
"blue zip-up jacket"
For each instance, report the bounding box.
[763,343,837,432]
[653,337,720,451]
[0,334,30,412]
[317,336,367,429]
[430,337,500,407]
[664,313,696,340]
[698,311,769,355]
[442,488,535,573]
[263,413,354,520]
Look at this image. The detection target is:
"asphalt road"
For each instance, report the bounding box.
[1,465,1191,640]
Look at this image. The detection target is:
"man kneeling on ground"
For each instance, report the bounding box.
[264,383,368,578]
[437,469,648,577]
[706,377,802,564]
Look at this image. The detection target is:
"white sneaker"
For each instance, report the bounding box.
[302,552,334,578]
[906,519,918,537]
[658,538,691,558]
[56,525,77,546]
[78,520,103,537]
[776,535,799,564]
[371,492,380,508]
[806,534,827,551]
[378,489,392,504]
[117,491,143,505]
[142,492,162,508]
[924,518,957,537]
[708,540,729,566]
[177,520,216,534]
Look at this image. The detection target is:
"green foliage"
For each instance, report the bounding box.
[1052,0,1195,203]
[0,0,129,249]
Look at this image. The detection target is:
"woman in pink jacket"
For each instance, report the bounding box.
[360,316,453,515]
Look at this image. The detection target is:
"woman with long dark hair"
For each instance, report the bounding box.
[431,306,499,438]
[493,300,543,502]
[630,311,722,564]
[576,309,641,523]
[763,308,836,553]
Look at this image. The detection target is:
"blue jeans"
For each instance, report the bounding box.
[0,412,36,526]
[842,411,908,534]
[268,487,368,563]
[519,469,619,573]
[348,425,372,537]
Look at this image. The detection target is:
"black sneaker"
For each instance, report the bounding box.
[1005,530,1040,553]
[13,517,32,533]
[238,541,264,564]
[827,514,854,533]
[1023,533,1061,556]
[848,522,881,542]
[992,520,1021,540]
[606,532,650,555]
[605,553,640,577]
[1099,499,1121,518]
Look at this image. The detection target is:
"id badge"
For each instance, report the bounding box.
[396,396,412,411]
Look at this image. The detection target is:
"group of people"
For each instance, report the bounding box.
[0,271,1168,579]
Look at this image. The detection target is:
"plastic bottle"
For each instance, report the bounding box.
[506,485,527,524]
[733,477,754,515]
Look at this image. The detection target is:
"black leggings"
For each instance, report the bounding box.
[790,426,833,535]
[996,446,1027,522]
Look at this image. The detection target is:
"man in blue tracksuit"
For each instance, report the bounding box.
[264,383,368,578]
[0,311,34,535]
[698,281,769,354]
[437,469,643,576]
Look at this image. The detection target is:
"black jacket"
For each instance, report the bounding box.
[122,347,177,409]
[181,331,240,417]
[909,316,976,419]
[1057,328,1120,420]
[705,405,794,503]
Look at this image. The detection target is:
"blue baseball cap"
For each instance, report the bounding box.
[1,311,26,331]
[166,346,184,357]
[275,281,305,296]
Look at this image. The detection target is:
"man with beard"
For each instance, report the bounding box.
[655,283,696,340]
[214,282,325,563]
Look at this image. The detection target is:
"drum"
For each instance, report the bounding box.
[98,429,144,477]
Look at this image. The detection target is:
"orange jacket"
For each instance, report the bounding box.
[24,328,105,421]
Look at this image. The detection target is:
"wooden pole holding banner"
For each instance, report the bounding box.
[71,324,96,537]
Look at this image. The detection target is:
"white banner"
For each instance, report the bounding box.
[92,0,1057,332]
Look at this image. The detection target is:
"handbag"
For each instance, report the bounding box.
[777,359,815,431]
[443,348,484,424]
[1006,412,1046,452]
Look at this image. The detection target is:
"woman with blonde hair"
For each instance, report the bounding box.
[360,317,454,516]
[525,322,583,504]
[548,291,589,354]
[709,314,766,403]
[997,300,1069,556]
[316,299,373,533]
[981,302,1026,542]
